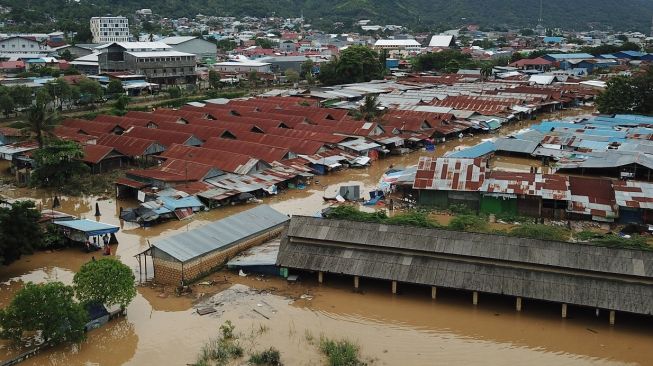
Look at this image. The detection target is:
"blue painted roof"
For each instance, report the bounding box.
[598,54,617,59]
[447,140,496,158]
[53,219,120,236]
[543,37,564,43]
[616,50,645,57]
[545,53,594,60]
[531,121,576,132]
[159,195,205,210]
[577,140,609,150]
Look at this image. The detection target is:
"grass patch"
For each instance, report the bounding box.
[249,347,282,365]
[509,224,571,241]
[447,214,488,232]
[325,205,439,228]
[195,321,244,366]
[319,337,366,366]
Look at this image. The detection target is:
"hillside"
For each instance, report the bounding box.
[2,0,653,32]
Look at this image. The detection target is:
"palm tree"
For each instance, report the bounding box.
[480,63,494,82]
[26,103,57,148]
[359,94,383,122]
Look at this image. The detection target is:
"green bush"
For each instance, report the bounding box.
[249,347,282,365]
[385,211,439,228]
[196,321,244,366]
[509,224,570,241]
[325,205,387,223]
[319,337,366,366]
[495,212,532,224]
[590,234,650,250]
[448,203,472,215]
[448,215,487,232]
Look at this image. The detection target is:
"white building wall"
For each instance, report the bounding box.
[91,16,130,43]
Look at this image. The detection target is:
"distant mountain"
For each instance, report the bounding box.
[2,0,653,32]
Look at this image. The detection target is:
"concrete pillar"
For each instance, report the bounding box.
[354,276,359,289]
[391,281,397,294]
[516,297,522,312]
[318,271,323,284]
[431,286,437,300]
[561,303,568,318]
[472,291,478,305]
[609,310,615,326]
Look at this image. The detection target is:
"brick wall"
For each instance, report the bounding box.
[153,226,285,285]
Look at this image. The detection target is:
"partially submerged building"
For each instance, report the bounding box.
[138,205,288,285]
[277,216,653,322]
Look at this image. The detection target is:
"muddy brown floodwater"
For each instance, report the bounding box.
[4,108,653,365]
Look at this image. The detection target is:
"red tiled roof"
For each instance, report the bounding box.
[96,134,163,157]
[82,144,117,164]
[203,137,290,163]
[159,144,262,174]
[122,126,197,148]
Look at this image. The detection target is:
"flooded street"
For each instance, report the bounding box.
[4,108,653,365]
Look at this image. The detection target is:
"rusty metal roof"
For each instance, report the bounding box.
[613,180,653,209]
[481,172,570,200]
[82,144,119,164]
[413,157,486,191]
[567,176,617,219]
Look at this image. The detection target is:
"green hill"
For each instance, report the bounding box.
[2,0,653,32]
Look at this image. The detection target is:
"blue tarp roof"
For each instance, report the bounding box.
[447,140,496,158]
[577,140,609,150]
[545,53,594,60]
[153,205,289,263]
[53,219,120,236]
[543,37,564,43]
[616,51,645,57]
[531,121,576,132]
[159,195,204,210]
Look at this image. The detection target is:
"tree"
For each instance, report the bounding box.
[167,86,182,99]
[45,78,72,110]
[35,88,53,107]
[106,79,125,97]
[77,79,104,105]
[0,93,14,116]
[254,37,275,49]
[59,49,73,61]
[0,200,43,265]
[284,69,300,84]
[113,94,130,112]
[248,71,260,88]
[31,139,89,188]
[214,38,237,51]
[73,258,136,310]
[318,46,384,86]
[358,94,383,122]
[25,103,57,148]
[10,85,33,109]
[0,282,87,345]
[480,63,493,81]
[595,69,653,115]
[300,59,314,79]
[208,70,221,89]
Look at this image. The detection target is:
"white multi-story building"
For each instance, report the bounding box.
[90,16,130,43]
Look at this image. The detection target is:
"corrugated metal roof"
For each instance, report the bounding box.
[613,181,653,209]
[153,205,288,263]
[53,219,119,236]
[446,141,496,158]
[413,157,486,191]
[494,138,539,154]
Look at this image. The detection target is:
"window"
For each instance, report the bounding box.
[22,44,25,48]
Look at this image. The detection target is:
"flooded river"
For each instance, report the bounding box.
[4,108,653,365]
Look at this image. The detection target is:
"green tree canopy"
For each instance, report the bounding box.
[596,69,653,115]
[0,282,87,345]
[412,50,473,72]
[31,139,89,188]
[167,86,182,99]
[254,37,275,49]
[10,85,33,108]
[77,79,104,105]
[73,258,136,309]
[0,200,43,265]
[25,103,57,148]
[284,69,300,84]
[106,79,125,97]
[0,93,15,116]
[318,46,384,86]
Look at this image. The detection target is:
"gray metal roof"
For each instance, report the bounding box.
[153,205,288,263]
[278,217,653,315]
[494,137,539,155]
